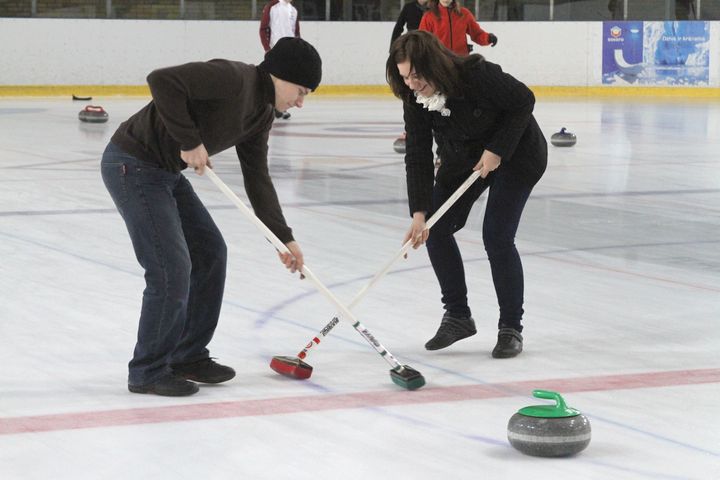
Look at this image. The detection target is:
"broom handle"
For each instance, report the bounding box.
[349,169,481,308]
[297,170,483,359]
[205,168,407,371]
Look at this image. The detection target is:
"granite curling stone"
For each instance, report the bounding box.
[507,389,591,457]
[550,127,576,147]
[78,105,109,123]
[393,135,406,154]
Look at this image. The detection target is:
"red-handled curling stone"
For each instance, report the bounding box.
[507,390,591,457]
[78,105,108,123]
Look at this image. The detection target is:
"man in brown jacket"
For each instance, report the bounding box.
[101,37,322,396]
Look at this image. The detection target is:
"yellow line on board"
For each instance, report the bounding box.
[0,86,151,97]
[1,85,718,99]
[530,86,720,99]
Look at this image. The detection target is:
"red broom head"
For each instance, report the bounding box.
[270,356,313,380]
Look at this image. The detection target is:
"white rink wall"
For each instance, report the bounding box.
[1,18,719,87]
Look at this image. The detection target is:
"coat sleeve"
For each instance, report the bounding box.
[146,60,243,152]
[403,100,436,216]
[391,5,408,45]
[475,62,535,161]
[259,3,272,52]
[464,9,491,46]
[236,129,294,243]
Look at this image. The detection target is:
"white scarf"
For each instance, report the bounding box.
[415,91,451,117]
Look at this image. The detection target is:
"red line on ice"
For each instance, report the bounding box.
[2,368,718,435]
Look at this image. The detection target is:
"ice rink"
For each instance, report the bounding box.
[1,94,719,479]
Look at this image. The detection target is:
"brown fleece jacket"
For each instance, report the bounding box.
[111,60,294,243]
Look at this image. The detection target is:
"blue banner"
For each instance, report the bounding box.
[602,21,710,85]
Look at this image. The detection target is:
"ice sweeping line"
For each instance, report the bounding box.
[0,199,407,217]
[531,187,720,199]
[270,120,401,128]
[255,245,717,334]
[2,368,718,436]
[0,230,140,276]
[250,261,432,329]
[581,459,706,480]
[266,155,404,172]
[0,207,118,217]
[422,241,719,293]
[228,241,718,337]
[271,131,402,139]
[529,249,720,292]
[584,413,720,458]
[373,407,507,448]
[13,187,714,219]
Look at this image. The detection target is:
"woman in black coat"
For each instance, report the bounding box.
[386,30,547,358]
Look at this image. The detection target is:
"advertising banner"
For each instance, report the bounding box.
[602,21,710,85]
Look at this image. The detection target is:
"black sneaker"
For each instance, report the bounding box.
[274,109,284,119]
[492,328,523,358]
[128,373,199,397]
[425,313,477,350]
[173,358,236,384]
[281,111,291,120]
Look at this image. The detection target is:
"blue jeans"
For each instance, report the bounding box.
[101,143,227,385]
[426,168,532,332]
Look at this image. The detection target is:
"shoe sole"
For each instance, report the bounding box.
[180,372,236,384]
[491,349,523,359]
[128,384,199,396]
[425,331,477,351]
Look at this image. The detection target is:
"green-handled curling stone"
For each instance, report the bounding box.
[507,390,591,457]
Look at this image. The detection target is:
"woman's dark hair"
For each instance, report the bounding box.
[386,30,478,102]
[427,0,462,17]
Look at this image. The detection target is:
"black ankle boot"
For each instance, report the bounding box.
[173,358,236,384]
[128,373,199,396]
[492,328,523,358]
[425,313,477,350]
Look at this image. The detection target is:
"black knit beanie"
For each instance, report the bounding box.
[259,37,322,91]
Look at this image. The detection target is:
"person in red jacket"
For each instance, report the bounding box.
[419,0,497,56]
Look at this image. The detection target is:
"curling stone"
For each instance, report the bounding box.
[550,127,576,147]
[507,389,591,457]
[393,135,406,154]
[78,105,108,123]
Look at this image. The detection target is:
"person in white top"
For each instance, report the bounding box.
[260,0,300,52]
[260,0,301,119]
